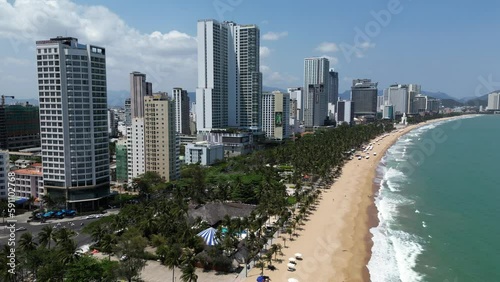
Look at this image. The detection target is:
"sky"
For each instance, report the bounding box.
[1,0,500,101]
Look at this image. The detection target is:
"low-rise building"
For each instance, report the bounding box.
[197,130,254,157]
[185,141,224,166]
[12,163,43,199]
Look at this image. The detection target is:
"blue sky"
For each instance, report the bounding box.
[1,0,500,100]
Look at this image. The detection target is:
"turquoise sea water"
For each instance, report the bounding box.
[368,115,500,282]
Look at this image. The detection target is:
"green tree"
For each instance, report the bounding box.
[38,225,55,249]
[114,228,148,282]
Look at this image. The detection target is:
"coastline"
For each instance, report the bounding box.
[242,117,463,282]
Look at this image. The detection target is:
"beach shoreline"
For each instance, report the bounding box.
[242,117,463,282]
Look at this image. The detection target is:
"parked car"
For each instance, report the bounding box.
[66,210,77,216]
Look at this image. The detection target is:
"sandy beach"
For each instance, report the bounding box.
[243,118,459,282]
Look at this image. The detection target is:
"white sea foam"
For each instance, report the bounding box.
[422,221,427,228]
[369,128,427,282]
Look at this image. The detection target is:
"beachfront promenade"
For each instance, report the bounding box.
[241,123,431,282]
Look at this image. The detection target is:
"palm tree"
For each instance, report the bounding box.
[90,224,107,244]
[180,248,197,282]
[100,234,117,260]
[38,225,55,249]
[18,232,38,253]
[54,228,76,247]
[180,262,197,282]
[159,244,182,282]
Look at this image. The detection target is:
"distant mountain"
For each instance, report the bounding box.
[107,90,129,107]
[421,91,457,101]
[440,99,463,108]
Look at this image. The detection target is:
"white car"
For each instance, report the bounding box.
[85,215,96,220]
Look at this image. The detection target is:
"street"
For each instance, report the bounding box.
[0,210,119,249]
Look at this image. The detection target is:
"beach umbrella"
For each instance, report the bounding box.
[256,276,265,282]
[197,227,219,246]
[294,253,303,259]
[287,263,296,270]
[288,278,299,282]
[288,257,296,263]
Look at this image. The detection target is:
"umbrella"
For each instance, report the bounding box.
[287,263,296,270]
[256,276,265,282]
[295,253,303,259]
[197,227,219,246]
[288,279,299,282]
[288,257,296,263]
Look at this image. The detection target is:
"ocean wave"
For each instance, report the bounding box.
[369,202,424,282]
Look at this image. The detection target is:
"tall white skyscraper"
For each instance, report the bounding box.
[488,92,500,110]
[196,19,262,132]
[127,118,145,183]
[36,37,109,209]
[173,87,191,135]
[304,57,330,126]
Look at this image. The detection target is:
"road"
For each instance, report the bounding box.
[0,210,119,249]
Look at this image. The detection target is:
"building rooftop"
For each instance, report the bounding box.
[13,168,42,176]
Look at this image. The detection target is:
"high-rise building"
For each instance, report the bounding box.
[36,36,109,209]
[383,105,395,120]
[0,150,8,199]
[337,100,354,125]
[386,84,409,115]
[351,79,378,117]
[377,96,384,113]
[144,93,179,181]
[130,71,147,119]
[124,98,131,126]
[196,19,262,132]
[288,87,303,122]
[108,109,117,137]
[0,103,41,150]
[173,87,191,135]
[304,84,328,127]
[127,117,144,183]
[115,139,127,183]
[413,94,428,113]
[261,91,290,140]
[304,58,330,124]
[328,69,339,105]
[146,82,153,96]
[488,92,500,110]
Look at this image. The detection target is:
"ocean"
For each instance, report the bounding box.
[368,115,500,282]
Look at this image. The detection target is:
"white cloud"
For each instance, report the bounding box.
[1,56,30,66]
[260,46,271,58]
[0,0,198,94]
[262,31,288,41]
[260,64,298,87]
[315,42,339,53]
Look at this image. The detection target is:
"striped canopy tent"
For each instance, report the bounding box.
[197,227,219,246]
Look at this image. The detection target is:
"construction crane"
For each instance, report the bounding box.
[1,95,15,106]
